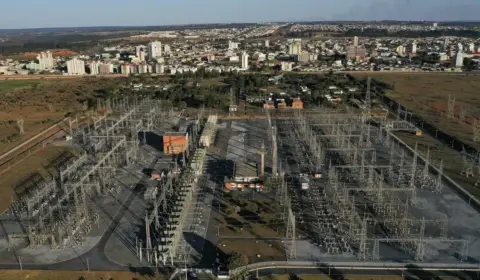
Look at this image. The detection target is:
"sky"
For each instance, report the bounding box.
[0,0,479,29]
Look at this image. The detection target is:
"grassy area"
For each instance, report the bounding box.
[394,131,480,200]
[199,78,227,87]
[351,72,480,201]
[260,275,468,280]
[260,86,285,94]
[216,192,285,238]
[0,76,125,211]
[0,80,47,94]
[0,77,122,153]
[219,239,287,264]
[352,73,480,151]
[0,145,76,212]
[0,270,167,280]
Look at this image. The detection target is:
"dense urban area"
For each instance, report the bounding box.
[0,21,480,280]
[1,22,480,76]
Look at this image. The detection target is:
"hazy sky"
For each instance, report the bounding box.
[0,0,478,29]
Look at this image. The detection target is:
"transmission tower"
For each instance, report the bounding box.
[447,95,455,119]
[435,160,444,193]
[461,146,474,177]
[286,202,296,259]
[459,107,466,123]
[17,118,25,135]
[476,154,480,187]
[396,104,402,121]
[473,119,480,143]
[228,87,237,116]
[364,77,372,115]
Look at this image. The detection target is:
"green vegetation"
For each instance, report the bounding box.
[117,71,385,111]
[115,71,272,110]
[0,80,47,94]
[225,252,248,270]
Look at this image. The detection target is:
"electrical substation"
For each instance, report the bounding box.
[0,90,480,272]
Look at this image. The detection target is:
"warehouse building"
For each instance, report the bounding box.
[163,132,189,155]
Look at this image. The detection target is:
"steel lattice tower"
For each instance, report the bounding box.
[447,95,455,119]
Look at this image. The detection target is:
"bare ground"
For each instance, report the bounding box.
[0,270,167,280]
[353,73,480,151]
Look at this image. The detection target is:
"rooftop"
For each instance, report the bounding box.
[164,131,188,136]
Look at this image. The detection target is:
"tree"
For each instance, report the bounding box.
[263,176,272,188]
[225,252,247,270]
[289,273,301,280]
[127,73,135,85]
[234,205,241,214]
[176,101,187,110]
[249,203,258,213]
[463,57,477,72]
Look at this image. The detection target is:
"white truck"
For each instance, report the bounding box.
[298,174,310,190]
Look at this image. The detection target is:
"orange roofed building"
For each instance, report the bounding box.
[163,132,189,155]
[292,97,304,109]
[263,101,275,109]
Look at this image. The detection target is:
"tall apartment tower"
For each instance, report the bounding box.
[469,42,475,52]
[289,42,302,56]
[121,64,130,75]
[265,39,270,47]
[457,43,463,52]
[148,41,162,60]
[241,51,249,70]
[163,44,171,54]
[353,36,359,47]
[136,45,146,60]
[37,51,54,69]
[228,40,239,50]
[89,61,101,75]
[454,49,465,68]
[67,58,85,75]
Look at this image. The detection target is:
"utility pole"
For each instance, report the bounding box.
[18,256,23,270]
[447,94,455,119]
[259,142,265,177]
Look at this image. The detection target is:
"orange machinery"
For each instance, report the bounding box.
[163,132,189,155]
[291,97,304,109]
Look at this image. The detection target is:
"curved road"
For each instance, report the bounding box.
[248,266,480,279]
[0,158,159,272]
[0,184,136,271]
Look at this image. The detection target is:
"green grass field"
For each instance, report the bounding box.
[0,80,46,94]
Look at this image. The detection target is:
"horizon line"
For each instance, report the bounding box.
[2,20,480,31]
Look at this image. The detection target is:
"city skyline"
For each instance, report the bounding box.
[0,0,479,29]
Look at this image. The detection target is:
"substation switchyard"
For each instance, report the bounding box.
[1,90,480,273]
[0,96,213,269]
[271,104,480,265]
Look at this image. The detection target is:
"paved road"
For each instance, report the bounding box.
[251,267,480,279]
[0,158,159,272]
[0,71,473,81]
